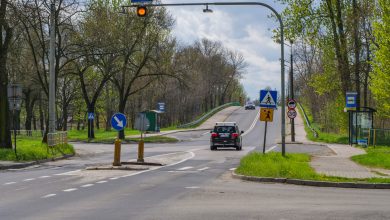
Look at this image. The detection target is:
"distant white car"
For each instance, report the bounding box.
[245,102,255,110]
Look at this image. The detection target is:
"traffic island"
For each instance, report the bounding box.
[85,165,149,171]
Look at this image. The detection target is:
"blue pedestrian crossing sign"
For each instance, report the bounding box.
[88,112,94,120]
[111,113,127,131]
[259,90,278,109]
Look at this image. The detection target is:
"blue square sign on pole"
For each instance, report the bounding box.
[157,102,165,113]
[346,92,357,110]
[259,90,278,109]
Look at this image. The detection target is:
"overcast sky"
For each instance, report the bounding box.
[162,0,286,101]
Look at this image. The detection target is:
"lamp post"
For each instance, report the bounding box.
[122,1,287,156]
[7,84,22,157]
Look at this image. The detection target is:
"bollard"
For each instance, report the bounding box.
[113,138,121,166]
[137,139,144,163]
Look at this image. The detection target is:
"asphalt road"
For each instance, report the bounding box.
[1,107,389,220]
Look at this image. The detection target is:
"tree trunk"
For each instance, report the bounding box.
[118,101,126,140]
[353,0,361,109]
[87,105,95,139]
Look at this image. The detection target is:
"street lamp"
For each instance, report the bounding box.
[289,40,295,142]
[7,84,22,157]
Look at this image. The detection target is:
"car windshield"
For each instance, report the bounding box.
[214,126,236,133]
[246,102,253,105]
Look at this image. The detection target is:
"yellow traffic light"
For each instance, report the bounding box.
[137,6,147,17]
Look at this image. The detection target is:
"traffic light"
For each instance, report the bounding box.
[137,6,147,17]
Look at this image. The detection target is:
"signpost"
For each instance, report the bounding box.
[346,92,358,110]
[157,102,165,113]
[287,99,296,109]
[7,84,22,158]
[287,109,297,119]
[134,113,150,163]
[260,108,274,154]
[111,113,127,166]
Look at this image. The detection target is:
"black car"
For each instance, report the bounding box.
[210,122,244,151]
[245,102,256,110]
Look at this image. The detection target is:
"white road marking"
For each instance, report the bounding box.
[81,184,94,188]
[23,178,35,182]
[63,188,77,192]
[96,180,107,184]
[55,169,81,176]
[197,167,209,171]
[202,131,210,135]
[41,194,56,198]
[109,177,119,180]
[39,176,51,179]
[229,168,236,171]
[266,145,278,153]
[185,186,200,189]
[177,166,193,171]
[242,109,261,137]
[3,182,17,185]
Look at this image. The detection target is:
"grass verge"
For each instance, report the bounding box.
[67,128,140,142]
[0,138,74,162]
[351,146,390,169]
[236,152,390,183]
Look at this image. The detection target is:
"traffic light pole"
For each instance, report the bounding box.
[122,1,286,156]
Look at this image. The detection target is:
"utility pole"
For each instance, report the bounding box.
[290,40,295,142]
[49,3,56,133]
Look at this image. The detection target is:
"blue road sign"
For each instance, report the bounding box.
[131,0,153,3]
[88,112,94,120]
[157,102,165,112]
[259,90,278,108]
[111,113,127,131]
[346,92,358,109]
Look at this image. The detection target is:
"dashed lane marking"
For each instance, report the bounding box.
[41,194,56,198]
[229,168,236,171]
[23,178,35,182]
[63,188,78,192]
[197,167,209,171]
[3,182,17,185]
[110,177,120,180]
[185,186,200,189]
[80,184,94,188]
[177,166,193,171]
[55,170,81,176]
[96,180,107,184]
[39,176,51,179]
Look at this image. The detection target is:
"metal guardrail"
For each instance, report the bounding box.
[297,102,318,138]
[178,102,240,128]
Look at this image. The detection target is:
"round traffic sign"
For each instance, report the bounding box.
[287,109,297,119]
[111,113,127,131]
[287,99,296,109]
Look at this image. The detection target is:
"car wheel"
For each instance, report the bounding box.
[210,146,216,151]
[235,146,240,151]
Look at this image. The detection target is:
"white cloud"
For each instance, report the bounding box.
[163,0,286,100]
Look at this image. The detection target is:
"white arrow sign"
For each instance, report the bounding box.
[114,116,124,128]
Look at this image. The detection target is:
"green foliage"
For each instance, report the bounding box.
[236,152,390,183]
[371,0,390,118]
[352,146,390,169]
[128,136,178,143]
[67,128,140,141]
[0,139,74,161]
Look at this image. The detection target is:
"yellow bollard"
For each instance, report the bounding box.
[137,139,144,163]
[113,138,121,166]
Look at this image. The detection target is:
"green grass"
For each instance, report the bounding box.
[67,128,140,142]
[351,146,390,169]
[128,136,178,143]
[236,152,390,183]
[0,138,74,162]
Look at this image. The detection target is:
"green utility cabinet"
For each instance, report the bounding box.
[142,110,161,132]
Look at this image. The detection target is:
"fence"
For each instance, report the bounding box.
[367,128,390,146]
[11,130,68,147]
[297,102,318,138]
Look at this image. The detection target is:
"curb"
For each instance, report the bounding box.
[232,171,390,189]
[0,154,74,170]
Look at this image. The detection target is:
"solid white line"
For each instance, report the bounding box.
[23,178,35,182]
[242,109,261,137]
[41,194,56,198]
[177,166,193,171]
[96,180,107,184]
[265,145,278,153]
[63,188,77,192]
[55,169,81,176]
[80,184,94,188]
[39,176,51,179]
[109,177,119,180]
[3,182,17,185]
[197,167,209,171]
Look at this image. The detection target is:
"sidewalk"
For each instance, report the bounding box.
[290,108,386,178]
